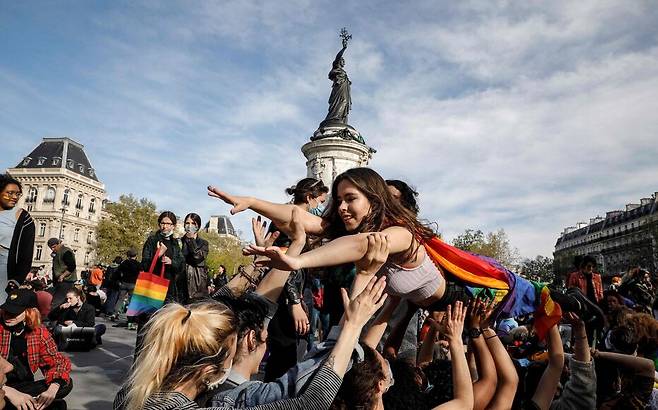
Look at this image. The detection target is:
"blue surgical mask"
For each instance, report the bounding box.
[310,203,326,215]
[184,224,198,234]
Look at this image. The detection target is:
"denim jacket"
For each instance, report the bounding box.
[209,325,363,407]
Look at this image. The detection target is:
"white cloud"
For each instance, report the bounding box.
[2,1,657,259]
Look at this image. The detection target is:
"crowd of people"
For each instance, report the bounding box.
[2,170,658,409]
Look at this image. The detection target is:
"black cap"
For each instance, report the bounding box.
[47,238,61,248]
[1,289,38,316]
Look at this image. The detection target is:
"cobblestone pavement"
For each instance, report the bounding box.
[64,317,135,410]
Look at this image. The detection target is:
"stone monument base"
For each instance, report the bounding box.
[311,122,365,144]
[302,137,375,189]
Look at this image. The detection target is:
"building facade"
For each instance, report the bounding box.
[7,137,106,273]
[204,215,239,241]
[554,192,658,276]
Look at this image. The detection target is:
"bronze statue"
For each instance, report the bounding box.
[312,28,370,147]
[321,28,352,127]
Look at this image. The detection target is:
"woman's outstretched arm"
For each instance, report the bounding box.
[207,185,325,235]
[246,226,414,271]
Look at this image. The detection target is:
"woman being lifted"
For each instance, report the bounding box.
[209,167,459,311]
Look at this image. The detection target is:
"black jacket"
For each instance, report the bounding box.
[7,209,35,283]
[48,302,95,327]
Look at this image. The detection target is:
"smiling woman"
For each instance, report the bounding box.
[0,174,35,293]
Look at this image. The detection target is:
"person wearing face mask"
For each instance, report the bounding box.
[135,211,184,356]
[180,213,210,304]
[0,289,72,410]
[262,178,329,381]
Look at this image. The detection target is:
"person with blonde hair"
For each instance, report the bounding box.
[114,271,388,410]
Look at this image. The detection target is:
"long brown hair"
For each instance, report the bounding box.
[322,168,435,261]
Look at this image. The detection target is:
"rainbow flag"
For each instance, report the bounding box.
[424,236,561,340]
[126,257,169,317]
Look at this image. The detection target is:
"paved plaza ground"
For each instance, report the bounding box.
[64,317,135,410]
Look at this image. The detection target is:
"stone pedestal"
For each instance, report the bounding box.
[301,137,375,188]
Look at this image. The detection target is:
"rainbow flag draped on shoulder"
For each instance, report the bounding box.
[424,236,561,340]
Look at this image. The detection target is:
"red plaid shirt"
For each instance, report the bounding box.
[0,325,71,384]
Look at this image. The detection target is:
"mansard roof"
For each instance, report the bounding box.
[15,137,99,181]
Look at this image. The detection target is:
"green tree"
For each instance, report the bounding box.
[452,228,520,270]
[519,255,555,284]
[199,231,251,277]
[95,194,158,264]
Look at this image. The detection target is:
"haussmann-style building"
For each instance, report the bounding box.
[554,192,658,277]
[7,137,107,273]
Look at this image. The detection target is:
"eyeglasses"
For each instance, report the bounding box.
[2,191,22,199]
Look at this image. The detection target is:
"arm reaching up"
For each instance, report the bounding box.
[530,324,564,410]
[207,186,325,235]
[433,301,474,410]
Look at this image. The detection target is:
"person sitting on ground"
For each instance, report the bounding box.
[0,289,72,410]
[48,288,105,349]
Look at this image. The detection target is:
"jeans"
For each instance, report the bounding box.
[308,307,330,345]
[6,379,73,410]
[104,288,120,315]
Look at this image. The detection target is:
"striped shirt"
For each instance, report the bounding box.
[113,365,342,410]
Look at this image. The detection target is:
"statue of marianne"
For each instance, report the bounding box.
[322,34,351,126]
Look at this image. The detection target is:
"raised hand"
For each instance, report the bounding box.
[207,186,252,215]
[288,207,307,244]
[252,216,280,248]
[291,303,310,335]
[445,301,468,343]
[244,245,303,271]
[341,275,388,328]
[478,297,496,329]
[355,233,389,276]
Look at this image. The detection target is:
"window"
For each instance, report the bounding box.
[87,231,93,244]
[66,159,74,169]
[52,157,61,166]
[26,187,38,203]
[89,198,96,213]
[37,157,46,166]
[89,168,95,177]
[78,164,85,173]
[21,157,31,166]
[76,194,83,210]
[44,187,56,203]
[62,189,70,206]
[39,222,46,237]
[84,252,90,265]
[74,228,80,242]
[36,246,42,261]
[60,225,66,239]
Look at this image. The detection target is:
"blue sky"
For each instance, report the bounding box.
[2,1,658,258]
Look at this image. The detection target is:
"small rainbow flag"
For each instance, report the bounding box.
[126,256,170,317]
[424,236,561,340]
